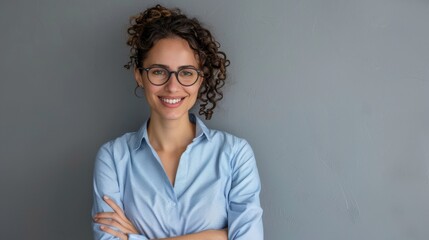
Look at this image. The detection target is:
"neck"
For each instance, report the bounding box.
[147,114,196,152]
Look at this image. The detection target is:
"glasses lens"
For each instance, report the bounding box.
[178,68,199,86]
[147,68,169,85]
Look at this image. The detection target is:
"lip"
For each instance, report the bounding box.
[158,96,186,108]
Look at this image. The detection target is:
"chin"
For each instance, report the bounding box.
[154,109,190,121]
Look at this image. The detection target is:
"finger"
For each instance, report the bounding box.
[103,196,127,219]
[94,212,130,230]
[94,212,136,233]
[95,218,130,233]
[100,225,128,240]
[100,196,137,230]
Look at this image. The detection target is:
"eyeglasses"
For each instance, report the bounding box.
[140,66,203,86]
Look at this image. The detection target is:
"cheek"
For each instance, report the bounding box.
[144,86,161,100]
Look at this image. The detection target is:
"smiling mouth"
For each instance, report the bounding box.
[160,97,184,104]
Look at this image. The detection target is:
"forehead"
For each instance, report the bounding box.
[143,37,199,68]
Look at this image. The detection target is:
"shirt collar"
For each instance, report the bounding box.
[132,113,211,151]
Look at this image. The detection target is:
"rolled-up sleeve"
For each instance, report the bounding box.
[227,140,264,240]
[91,143,148,240]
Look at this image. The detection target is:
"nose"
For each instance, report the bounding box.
[164,72,181,92]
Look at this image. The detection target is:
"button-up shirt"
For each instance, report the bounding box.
[92,114,263,239]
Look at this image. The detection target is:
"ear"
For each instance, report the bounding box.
[134,67,144,87]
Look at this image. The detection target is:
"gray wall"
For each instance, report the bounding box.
[1,0,428,239]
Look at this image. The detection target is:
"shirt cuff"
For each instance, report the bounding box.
[128,234,149,240]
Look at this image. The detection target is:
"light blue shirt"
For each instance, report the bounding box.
[92,114,263,239]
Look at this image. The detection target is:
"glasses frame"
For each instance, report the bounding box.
[140,66,203,87]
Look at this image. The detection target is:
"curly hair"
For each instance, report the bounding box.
[124,4,230,120]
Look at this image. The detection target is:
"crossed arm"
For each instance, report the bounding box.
[93,196,227,240]
[92,139,263,240]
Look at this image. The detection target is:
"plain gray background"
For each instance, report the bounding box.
[1,0,429,239]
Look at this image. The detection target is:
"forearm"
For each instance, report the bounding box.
[227,140,264,239]
[155,229,227,240]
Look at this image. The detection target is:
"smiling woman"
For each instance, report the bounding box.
[91,4,263,240]
[134,38,203,123]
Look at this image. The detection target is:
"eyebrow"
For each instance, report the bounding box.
[148,64,198,70]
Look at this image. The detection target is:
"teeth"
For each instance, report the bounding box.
[161,98,182,104]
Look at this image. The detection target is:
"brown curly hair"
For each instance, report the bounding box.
[124,4,230,120]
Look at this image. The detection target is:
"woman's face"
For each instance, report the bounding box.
[134,37,203,122]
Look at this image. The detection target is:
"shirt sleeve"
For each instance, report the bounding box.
[227,139,264,240]
[91,143,149,240]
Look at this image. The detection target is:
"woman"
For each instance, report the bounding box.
[92,4,263,240]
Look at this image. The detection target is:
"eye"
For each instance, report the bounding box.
[179,69,195,77]
[150,68,167,76]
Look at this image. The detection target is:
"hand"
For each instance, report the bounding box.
[93,196,139,240]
